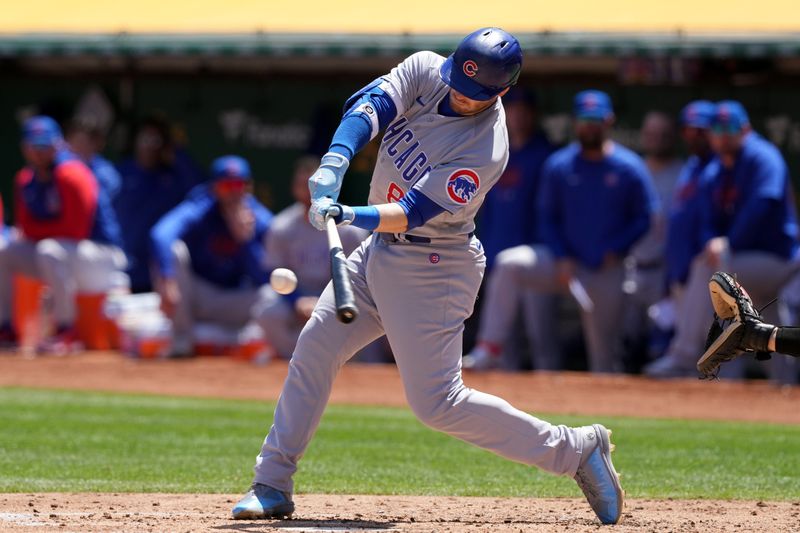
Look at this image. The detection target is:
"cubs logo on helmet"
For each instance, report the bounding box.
[446,169,480,205]
[463,60,479,78]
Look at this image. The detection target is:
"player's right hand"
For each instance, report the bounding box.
[157,277,181,317]
[308,152,349,203]
[555,259,576,288]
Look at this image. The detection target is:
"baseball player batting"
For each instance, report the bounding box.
[232,28,624,525]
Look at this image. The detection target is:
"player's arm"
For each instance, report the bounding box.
[237,199,273,285]
[312,188,445,234]
[726,149,786,251]
[605,162,656,256]
[149,194,210,279]
[309,53,433,204]
[308,80,400,204]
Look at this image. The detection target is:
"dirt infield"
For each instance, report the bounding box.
[2,493,800,533]
[1,352,799,532]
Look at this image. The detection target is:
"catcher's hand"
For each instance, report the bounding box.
[697,317,745,379]
[697,272,773,379]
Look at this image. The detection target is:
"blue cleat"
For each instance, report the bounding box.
[574,424,625,525]
[231,483,295,520]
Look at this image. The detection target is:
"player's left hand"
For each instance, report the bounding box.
[309,199,354,230]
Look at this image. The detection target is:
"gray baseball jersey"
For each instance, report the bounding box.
[367,51,509,239]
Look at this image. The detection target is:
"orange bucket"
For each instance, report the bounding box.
[76,293,120,350]
[12,275,46,347]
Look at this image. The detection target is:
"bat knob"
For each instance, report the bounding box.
[338,306,358,324]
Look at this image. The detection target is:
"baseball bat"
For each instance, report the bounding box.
[325,215,359,324]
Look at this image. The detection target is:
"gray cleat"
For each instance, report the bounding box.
[231,483,295,520]
[574,424,625,525]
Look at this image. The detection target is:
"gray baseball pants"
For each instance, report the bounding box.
[0,238,126,326]
[168,241,277,342]
[252,235,588,494]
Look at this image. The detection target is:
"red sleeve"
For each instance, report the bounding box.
[16,162,98,241]
[14,168,35,238]
[54,161,98,239]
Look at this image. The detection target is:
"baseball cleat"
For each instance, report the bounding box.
[574,424,625,525]
[231,483,294,520]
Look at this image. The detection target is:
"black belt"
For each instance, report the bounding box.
[378,232,474,244]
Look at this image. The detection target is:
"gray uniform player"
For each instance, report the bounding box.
[232,28,624,525]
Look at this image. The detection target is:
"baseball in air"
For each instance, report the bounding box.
[270,268,298,295]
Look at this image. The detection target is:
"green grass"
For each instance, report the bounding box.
[0,387,798,499]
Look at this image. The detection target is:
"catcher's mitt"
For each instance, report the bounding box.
[708,271,760,322]
[697,272,774,379]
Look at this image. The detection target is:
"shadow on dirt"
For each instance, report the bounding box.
[213,518,398,531]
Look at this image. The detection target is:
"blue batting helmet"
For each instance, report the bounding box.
[439,28,522,101]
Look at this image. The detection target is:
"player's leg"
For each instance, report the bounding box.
[374,239,586,472]
[233,238,385,519]
[520,289,561,370]
[0,239,40,343]
[34,239,79,331]
[645,254,715,377]
[72,241,128,293]
[465,244,558,370]
[372,238,623,523]
[165,240,197,354]
[576,265,626,373]
[252,295,302,359]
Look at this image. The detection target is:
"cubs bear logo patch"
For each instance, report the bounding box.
[446,169,480,205]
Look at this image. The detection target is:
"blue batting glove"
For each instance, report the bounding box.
[308,152,349,203]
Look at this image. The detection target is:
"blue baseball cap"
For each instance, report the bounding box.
[22,116,63,147]
[712,100,750,133]
[680,100,715,129]
[573,90,613,121]
[211,155,251,181]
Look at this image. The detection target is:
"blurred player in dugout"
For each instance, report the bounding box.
[115,116,204,294]
[253,156,369,361]
[0,116,127,352]
[149,155,277,357]
[645,101,800,379]
[465,90,658,373]
[465,87,556,370]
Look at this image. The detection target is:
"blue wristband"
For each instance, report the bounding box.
[350,206,381,231]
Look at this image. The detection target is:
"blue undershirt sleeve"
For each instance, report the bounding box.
[329,85,398,160]
[397,189,446,231]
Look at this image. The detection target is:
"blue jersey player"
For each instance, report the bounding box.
[232,28,625,525]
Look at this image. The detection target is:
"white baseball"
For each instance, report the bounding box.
[270,268,298,295]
